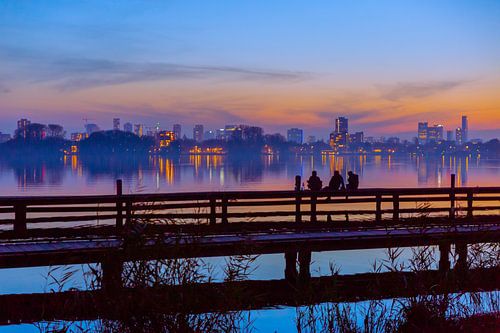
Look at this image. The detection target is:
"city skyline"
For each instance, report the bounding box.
[0,1,499,139]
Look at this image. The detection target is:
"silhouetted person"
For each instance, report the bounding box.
[346,171,359,190]
[307,171,323,191]
[328,171,345,191]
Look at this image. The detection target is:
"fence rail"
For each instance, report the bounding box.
[0,175,499,239]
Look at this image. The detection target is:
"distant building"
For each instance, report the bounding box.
[113,118,120,131]
[417,122,428,144]
[446,130,454,141]
[427,124,444,142]
[204,130,215,141]
[71,132,87,142]
[349,132,364,144]
[242,126,263,142]
[134,124,143,137]
[123,122,133,133]
[386,137,400,145]
[158,131,175,147]
[0,132,11,143]
[173,124,181,139]
[85,123,100,136]
[456,127,463,145]
[193,125,204,142]
[306,135,316,144]
[287,128,303,144]
[17,118,31,138]
[462,115,468,143]
[335,117,348,134]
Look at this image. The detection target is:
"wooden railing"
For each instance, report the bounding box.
[0,175,499,239]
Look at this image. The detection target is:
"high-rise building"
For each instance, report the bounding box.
[456,127,463,145]
[123,122,133,133]
[427,124,444,142]
[134,124,143,137]
[417,122,428,144]
[349,132,364,144]
[17,118,31,138]
[113,118,120,131]
[287,128,303,144]
[204,130,215,141]
[173,124,181,139]
[446,130,454,141]
[193,125,204,142]
[0,132,11,143]
[462,116,468,143]
[335,117,348,134]
[158,131,175,147]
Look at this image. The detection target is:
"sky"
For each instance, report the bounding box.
[0,0,499,140]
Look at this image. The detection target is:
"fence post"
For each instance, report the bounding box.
[116,179,123,229]
[466,190,473,219]
[455,242,468,272]
[375,194,382,223]
[298,249,311,282]
[438,243,451,272]
[450,174,455,220]
[392,194,399,222]
[125,200,132,225]
[210,197,217,225]
[295,175,302,223]
[14,203,27,234]
[310,194,317,223]
[221,196,228,224]
[284,251,298,282]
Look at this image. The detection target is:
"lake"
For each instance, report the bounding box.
[0,153,498,332]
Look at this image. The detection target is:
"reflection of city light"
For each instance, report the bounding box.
[71,155,78,171]
[165,158,174,184]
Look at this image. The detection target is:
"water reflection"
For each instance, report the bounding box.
[0,154,497,195]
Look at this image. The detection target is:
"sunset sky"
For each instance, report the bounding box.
[1,1,499,139]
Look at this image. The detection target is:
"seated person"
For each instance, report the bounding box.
[307,171,323,191]
[346,171,359,190]
[328,170,345,191]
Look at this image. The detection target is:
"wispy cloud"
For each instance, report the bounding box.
[377,80,469,100]
[0,47,311,92]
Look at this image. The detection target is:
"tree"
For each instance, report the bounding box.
[47,124,65,138]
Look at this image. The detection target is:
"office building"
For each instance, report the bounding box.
[427,124,444,142]
[287,128,303,144]
[462,116,468,143]
[134,124,143,137]
[113,118,120,131]
[456,127,463,145]
[334,117,348,134]
[158,131,175,147]
[0,133,11,143]
[123,122,133,133]
[349,132,364,144]
[193,125,204,142]
[17,118,31,138]
[417,122,428,144]
[446,130,454,141]
[204,130,215,141]
[173,124,181,140]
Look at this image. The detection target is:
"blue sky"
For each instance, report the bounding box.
[0,0,499,139]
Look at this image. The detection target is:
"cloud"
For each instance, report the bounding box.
[377,80,468,100]
[0,47,311,91]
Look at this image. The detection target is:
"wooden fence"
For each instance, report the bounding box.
[0,175,499,239]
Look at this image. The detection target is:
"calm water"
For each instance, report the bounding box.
[0,153,498,332]
[0,154,498,196]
